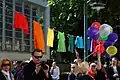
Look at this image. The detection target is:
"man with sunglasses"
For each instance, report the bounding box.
[24,48,48,80]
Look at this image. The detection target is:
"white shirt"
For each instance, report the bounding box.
[50,66,60,80]
[2,70,11,80]
[113,66,119,80]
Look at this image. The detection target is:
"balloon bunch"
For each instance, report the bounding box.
[88,22,118,57]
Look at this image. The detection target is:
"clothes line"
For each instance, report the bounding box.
[49,27,81,38]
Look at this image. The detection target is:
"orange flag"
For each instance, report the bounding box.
[33,21,45,52]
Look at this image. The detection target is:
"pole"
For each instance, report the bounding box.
[84,0,88,61]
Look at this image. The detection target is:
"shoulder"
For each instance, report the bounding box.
[56,66,60,69]
[0,71,3,75]
[0,71,4,78]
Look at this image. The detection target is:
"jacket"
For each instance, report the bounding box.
[23,60,49,80]
[107,66,120,80]
[0,70,14,80]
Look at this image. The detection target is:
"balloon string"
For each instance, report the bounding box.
[82,52,94,61]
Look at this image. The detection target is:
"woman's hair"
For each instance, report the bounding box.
[0,57,12,70]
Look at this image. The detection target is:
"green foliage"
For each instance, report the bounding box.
[48,0,120,34]
[48,0,85,34]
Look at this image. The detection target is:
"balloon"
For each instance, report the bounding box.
[94,44,105,54]
[100,24,112,38]
[102,24,113,32]
[87,27,99,40]
[104,41,114,47]
[108,33,118,42]
[99,36,108,41]
[91,22,101,29]
[106,46,117,56]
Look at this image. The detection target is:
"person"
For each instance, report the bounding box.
[117,60,120,68]
[88,53,108,80]
[50,62,60,80]
[0,57,14,80]
[68,63,77,80]
[76,61,93,80]
[107,58,120,80]
[15,62,28,80]
[24,48,49,80]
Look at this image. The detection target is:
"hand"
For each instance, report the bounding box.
[113,74,119,77]
[35,63,41,74]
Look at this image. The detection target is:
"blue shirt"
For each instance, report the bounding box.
[75,36,84,48]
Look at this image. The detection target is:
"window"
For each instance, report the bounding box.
[5,22,12,29]
[5,37,12,51]
[0,7,2,15]
[6,16,13,23]
[5,0,12,3]
[15,39,21,51]
[24,45,30,52]
[24,40,30,45]
[5,30,12,37]
[15,31,22,38]
[0,28,2,35]
[0,2,2,7]
[0,22,2,28]
[15,5,22,12]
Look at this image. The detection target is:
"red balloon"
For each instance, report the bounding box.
[91,22,101,29]
[94,44,105,54]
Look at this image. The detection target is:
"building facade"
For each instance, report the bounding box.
[0,0,50,60]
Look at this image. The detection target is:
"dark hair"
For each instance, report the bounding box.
[31,48,43,56]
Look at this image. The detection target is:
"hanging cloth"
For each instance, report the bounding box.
[68,34,74,53]
[75,36,84,48]
[13,11,29,34]
[57,32,66,52]
[47,28,54,47]
[33,21,45,52]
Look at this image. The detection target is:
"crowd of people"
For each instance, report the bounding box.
[68,53,120,80]
[0,49,60,80]
[0,48,120,80]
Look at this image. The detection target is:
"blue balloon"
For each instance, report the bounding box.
[108,33,118,42]
[87,27,99,40]
[104,41,114,47]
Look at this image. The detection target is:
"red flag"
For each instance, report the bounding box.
[13,11,29,34]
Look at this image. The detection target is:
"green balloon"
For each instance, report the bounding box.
[99,36,108,41]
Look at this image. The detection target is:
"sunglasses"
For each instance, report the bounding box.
[92,65,96,68]
[2,64,10,66]
[71,67,75,68]
[34,55,43,59]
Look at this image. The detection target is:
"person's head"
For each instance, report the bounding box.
[112,58,117,66]
[70,63,76,73]
[0,58,12,72]
[32,48,43,64]
[52,62,56,68]
[80,62,89,74]
[117,61,120,67]
[90,63,97,72]
[14,61,22,68]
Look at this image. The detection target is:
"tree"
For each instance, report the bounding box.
[48,0,120,35]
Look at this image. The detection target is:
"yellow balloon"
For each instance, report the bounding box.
[106,46,117,56]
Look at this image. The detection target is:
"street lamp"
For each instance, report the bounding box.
[90,2,105,12]
[83,0,105,61]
